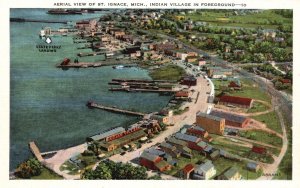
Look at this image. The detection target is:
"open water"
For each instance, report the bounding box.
[10,9,170,170]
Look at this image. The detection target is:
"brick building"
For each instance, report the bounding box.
[209,110,250,128]
[218,95,253,109]
[196,112,225,135]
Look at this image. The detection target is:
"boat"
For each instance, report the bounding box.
[113,65,124,69]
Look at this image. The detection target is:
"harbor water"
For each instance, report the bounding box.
[10,9,171,170]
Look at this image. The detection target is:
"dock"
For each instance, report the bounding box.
[87,101,146,116]
[56,62,102,68]
[29,141,44,162]
[109,87,176,93]
[77,51,106,57]
[10,18,67,24]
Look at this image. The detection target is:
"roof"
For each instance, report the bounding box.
[183,164,194,174]
[175,133,200,143]
[155,160,170,169]
[197,141,208,149]
[209,110,247,124]
[228,81,241,88]
[160,142,175,150]
[167,137,188,147]
[175,91,189,97]
[90,127,125,141]
[223,167,239,179]
[140,151,160,162]
[219,95,253,106]
[247,162,259,169]
[195,160,214,173]
[187,128,206,136]
[252,146,266,154]
[196,112,224,122]
[109,129,146,146]
[145,148,165,156]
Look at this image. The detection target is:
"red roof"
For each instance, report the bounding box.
[280,79,291,84]
[175,91,189,98]
[183,164,194,174]
[187,128,205,136]
[228,81,241,88]
[219,95,253,106]
[252,146,266,154]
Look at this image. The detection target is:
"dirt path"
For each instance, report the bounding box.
[225,135,280,149]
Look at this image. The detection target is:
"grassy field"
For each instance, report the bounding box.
[182,10,292,29]
[247,101,269,113]
[213,157,263,179]
[30,167,63,180]
[229,79,272,103]
[239,130,282,147]
[149,64,185,80]
[251,111,282,134]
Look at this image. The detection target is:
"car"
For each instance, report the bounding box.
[120,151,126,156]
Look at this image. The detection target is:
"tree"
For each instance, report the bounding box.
[82,163,112,180]
[16,158,43,179]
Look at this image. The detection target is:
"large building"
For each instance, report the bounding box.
[196,112,225,135]
[140,152,172,172]
[218,95,253,109]
[209,110,250,128]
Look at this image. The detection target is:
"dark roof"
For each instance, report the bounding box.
[209,110,247,124]
[160,142,175,150]
[196,112,224,121]
[167,137,188,146]
[175,133,200,143]
[90,127,125,141]
[175,91,189,97]
[219,95,253,106]
[145,148,165,156]
[252,146,266,154]
[247,162,259,169]
[140,151,160,162]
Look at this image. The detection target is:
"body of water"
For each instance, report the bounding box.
[10,9,170,170]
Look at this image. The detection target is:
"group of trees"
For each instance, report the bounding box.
[81,160,148,180]
[15,158,43,179]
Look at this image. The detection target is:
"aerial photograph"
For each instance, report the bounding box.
[9,8,293,180]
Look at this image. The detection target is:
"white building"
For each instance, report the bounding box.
[193,160,216,180]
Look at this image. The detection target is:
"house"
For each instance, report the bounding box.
[196,112,225,135]
[218,167,242,180]
[218,95,253,109]
[140,152,171,172]
[193,160,217,180]
[186,56,198,63]
[175,91,190,99]
[180,164,194,179]
[145,147,165,157]
[176,52,188,61]
[186,126,209,139]
[188,141,207,152]
[279,79,292,85]
[247,162,260,172]
[167,137,188,148]
[228,81,241,90]
[209,150,220,160]
[175,133,201,144]
[198,60,206,66]
[209,110,250,128]
[181,76,197,86]
[160,142,181,158]
[150,114,169,125]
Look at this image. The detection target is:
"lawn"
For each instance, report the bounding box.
[239,130,282,147]
[247,101,269,113]
[251,111,282,134]
[213,157,263,180]
[30,167,63,180]
[183,10,292,29]
[229,79,272,103]
[149,64,186,81]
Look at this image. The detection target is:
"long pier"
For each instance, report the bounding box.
[10,18,67,24]
[29,141,44,162]
[56,62,102,68]
[109,87,176,93]
[87,101,146,116]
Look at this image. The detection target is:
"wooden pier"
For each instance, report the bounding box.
[56,62,102,68]
[77,51,106,57]
[87,101,146,116]
[29,141,44,162]
[109,87,175,93]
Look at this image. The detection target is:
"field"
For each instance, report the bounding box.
[182,10,292,29]
[251,111,282,134]
[149,64,186,80]
[239,130,282,147]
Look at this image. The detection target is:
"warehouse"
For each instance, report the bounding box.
[209,110,250,128]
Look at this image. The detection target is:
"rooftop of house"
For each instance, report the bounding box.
[89,127,125,141]
[183,164,194,174]
[140,151,160,162]
[167,137,188,146]
[209,110,247,124]
[196,112,224,122]
[175,133,200,143]
[155,160,170,169]
[145,147,165,156]
[247,162,259,169]
[195,160,214,173]
[219,95,253,106]
[223,167,239,179]
[160,142,176,150]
